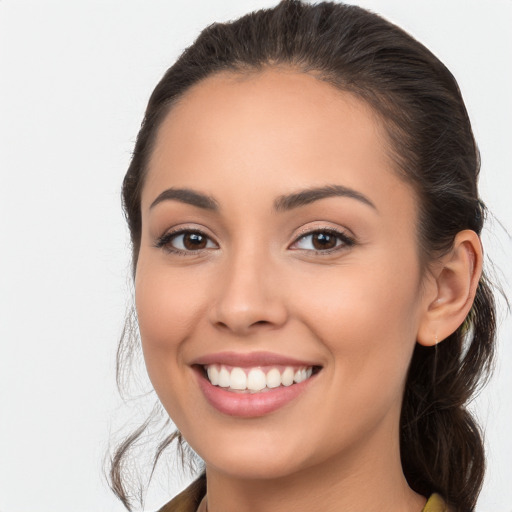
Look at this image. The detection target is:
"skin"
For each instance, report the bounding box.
[135,68,482,512]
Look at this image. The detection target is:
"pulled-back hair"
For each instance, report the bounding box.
[111,2,496,510]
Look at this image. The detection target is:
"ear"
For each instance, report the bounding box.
[417,230,483,347]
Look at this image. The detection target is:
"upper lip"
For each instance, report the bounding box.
[191,351,320,368]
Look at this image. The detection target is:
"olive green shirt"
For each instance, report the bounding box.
[158,475,449,512]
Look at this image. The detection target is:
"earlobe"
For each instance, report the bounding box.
[417,230,482,347]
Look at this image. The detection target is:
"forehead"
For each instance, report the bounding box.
[151,68,389,166]
[143,68,415,221]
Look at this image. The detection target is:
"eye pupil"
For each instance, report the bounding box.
[313,232,336,250]
[184,232,207,250]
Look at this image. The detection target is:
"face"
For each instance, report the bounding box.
[135,69,430,481]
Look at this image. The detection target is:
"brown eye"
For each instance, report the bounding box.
[183,232,208,250]
[156,230,218,253]
[290,229,355,253]
[311,232,337,250]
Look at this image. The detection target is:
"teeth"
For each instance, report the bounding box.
[247,368,267,391]
[266,368,281,389]
[230,367,247,390]
[204,364,315,392]
[282,367,295,386]
[218,366,230,388]
[207,365,219,385]
[294,368,312,382]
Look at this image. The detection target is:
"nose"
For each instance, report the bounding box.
[208,247,288,336]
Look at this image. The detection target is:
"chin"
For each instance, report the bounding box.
[186,427,321,482]
[205,452,308,481]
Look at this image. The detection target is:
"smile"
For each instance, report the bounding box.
[204,364,314,393]
[192,352,322,417]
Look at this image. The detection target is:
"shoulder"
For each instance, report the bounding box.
[157,479,449,512]
[157,475,206,512]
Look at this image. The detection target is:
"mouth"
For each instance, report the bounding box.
[200,364,321,393]
[192,351,323,417]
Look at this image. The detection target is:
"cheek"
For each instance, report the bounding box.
[291,262,422,453]
[298,253,422,394]
[303,259,419,337]
[134,256,207,386]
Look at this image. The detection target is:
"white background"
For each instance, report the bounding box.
[0,1,510,511]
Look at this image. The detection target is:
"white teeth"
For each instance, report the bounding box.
[230,367,247,390]
[207,365,219,385]
[266,368,281,389]
[218,366,230,388]
[282,367,295,386]
[205,364,314,391]
[247,368,266,391]
[294,368,308,384]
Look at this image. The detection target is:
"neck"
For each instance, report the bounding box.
[203,423,426,512]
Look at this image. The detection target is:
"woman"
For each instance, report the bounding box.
[110,1,497,511]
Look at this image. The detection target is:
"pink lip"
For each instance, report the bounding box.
[192,352,320,418]
[191,351,318,368]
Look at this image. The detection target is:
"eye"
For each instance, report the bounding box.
[155,229,218,254]
[290,229,354,253]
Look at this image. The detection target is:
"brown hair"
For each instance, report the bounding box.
[110,2,496,510]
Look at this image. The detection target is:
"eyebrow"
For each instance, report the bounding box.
[149,184,376,213]
[273,184,377,212]
[150,187,219,211]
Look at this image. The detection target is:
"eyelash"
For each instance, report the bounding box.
[155,227,355,256]
[290,228,355,254]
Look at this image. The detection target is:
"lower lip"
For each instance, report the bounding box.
[195,369,317,418]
